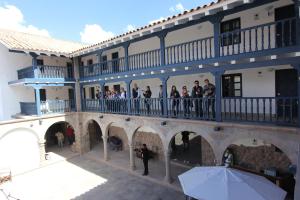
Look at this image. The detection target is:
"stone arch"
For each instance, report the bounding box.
[131,125,166,160]
[43,121,76,151]
[165,126,218,163]
[0,128,40,174]
[104,121,131,151]
[85,119,103,150]
[222,138,293,172]
[220,133,296,166]
[42,119,77,140]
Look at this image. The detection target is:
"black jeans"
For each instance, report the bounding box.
[143,159,149,175]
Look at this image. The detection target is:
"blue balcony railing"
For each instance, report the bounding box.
[219,17,297,56]
[82,57,126,78]
[80,17,298,78]
[82,96,298,126]
[20,100,74,115]
[83,97,299,126]
[17,65,73,80]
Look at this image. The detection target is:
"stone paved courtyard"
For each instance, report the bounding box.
[0,149,185,200]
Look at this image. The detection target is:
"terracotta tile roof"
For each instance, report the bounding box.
[0,29,86,56]
[72,0,229,55]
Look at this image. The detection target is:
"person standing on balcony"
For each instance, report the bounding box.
[132,83,141,114]
[143,86,152,115]
[192,80,203,118]
[120,87,127,113]
[182,86,191,118]
[203,79,216,119]
[66,125,75,145]
[55,132,64,148]
[141,144,149,176]
[158,85,164,116]
[170,85,180,117]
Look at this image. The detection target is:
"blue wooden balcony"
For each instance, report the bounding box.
[17,65,73,80]
[20,99,75,116]
[82,97,299,127]
[80,17,298,79]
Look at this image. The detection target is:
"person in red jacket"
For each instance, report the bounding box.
[66,125,75,145]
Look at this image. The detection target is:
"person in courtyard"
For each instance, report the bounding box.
[143,86,152,115]
[170,85,180,117]
[203,79,216,119]
[55,131,64,148]
[182,86,191,118]
[66,125,75,145]
[132,83,141,114]
[181,131,190,151]
[192,80,203,118]
[158,85,164,116]
[141,144,149,176]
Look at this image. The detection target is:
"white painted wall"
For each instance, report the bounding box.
[0,44,74,120]
[0,128,40,174]
[81,0,293,64]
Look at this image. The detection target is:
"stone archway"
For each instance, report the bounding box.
[169,131,216,166]
[222,138,295,198]
[87,119,103,151]
[165,129,217,184]
[0,128,40,174]
[44,121,75,152]
[130,126,166,178]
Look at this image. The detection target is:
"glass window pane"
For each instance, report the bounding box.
[234,76,240,82]
[234,90,241,97]
[234,83,241,89]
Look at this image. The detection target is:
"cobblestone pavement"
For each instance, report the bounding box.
[0,151,184,200]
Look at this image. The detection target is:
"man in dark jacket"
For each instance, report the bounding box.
[141,144,149,175]
[191,80,203,118]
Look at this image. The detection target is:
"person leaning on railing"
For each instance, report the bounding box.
[192,80,203,118]
[182,86,192,118]
[143,86,152,115]
[170,85,180,117]
[203,79,216,119]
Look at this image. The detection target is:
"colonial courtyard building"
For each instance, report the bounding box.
[0,0,300,199]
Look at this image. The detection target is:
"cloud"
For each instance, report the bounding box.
[80,24,114,44]
[125,24,136,32]
[0,5,50,37]
[169,3,185,13]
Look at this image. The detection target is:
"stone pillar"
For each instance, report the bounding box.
[164,147,172,183]
[102,135,108,161]
[295,144,300,199]
[39,140,46,163]
[129,142,136,170]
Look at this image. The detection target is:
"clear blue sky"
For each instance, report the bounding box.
[0,0,213,43]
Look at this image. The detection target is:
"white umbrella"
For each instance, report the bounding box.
[178,166,287,200]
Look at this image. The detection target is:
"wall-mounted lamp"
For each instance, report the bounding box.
[99,115,104,119]
[161,121,167,126]
[125,117,130,122]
